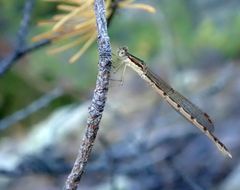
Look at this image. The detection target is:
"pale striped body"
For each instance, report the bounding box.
[117,47,231,158]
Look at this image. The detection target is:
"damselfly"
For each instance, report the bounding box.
[113,47,231,158]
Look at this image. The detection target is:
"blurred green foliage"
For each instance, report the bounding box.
[194,15,240,57]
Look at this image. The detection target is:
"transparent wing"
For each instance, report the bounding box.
[146,69,215,133]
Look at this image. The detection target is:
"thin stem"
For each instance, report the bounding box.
[0,0,37,76]
[63,0,112,189]
[0,87,63,130]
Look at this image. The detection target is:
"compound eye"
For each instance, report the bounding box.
[117,49,124,57]
[119,50,124,56]
[117,47,128,57]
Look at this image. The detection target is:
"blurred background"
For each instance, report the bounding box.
[0,0,240,189]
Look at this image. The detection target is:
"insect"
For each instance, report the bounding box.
[115,47,231,158]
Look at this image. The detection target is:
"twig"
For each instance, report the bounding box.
[0,87,63,130]
[0,39,51,76]
[63,0,112,189]
[0,0,51,76]
[107,0,121,26]
[0,0,34,75]
[17,0,34,46]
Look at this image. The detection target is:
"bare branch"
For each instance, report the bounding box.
[0,87,63,130]
[0,39,51,76]
[16,0,35,47]
[63,0,112,189]
[0,0,51,76]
